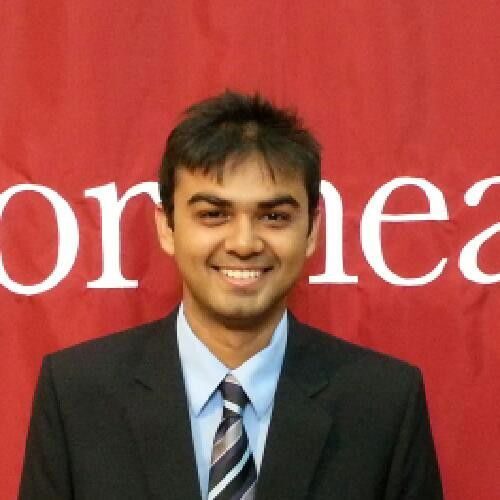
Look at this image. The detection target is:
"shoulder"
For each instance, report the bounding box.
[40,313,176,397]
[291,315,421,374]
[47,315,169,367]
[288,315,423,402]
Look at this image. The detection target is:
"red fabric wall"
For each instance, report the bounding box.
[1,2,499,498]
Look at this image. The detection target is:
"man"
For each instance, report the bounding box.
[19,91,443,499]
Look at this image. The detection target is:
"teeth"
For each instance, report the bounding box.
[220,269,262,279]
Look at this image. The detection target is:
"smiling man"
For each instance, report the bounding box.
[155,154,319,370]
[20,91,443,500]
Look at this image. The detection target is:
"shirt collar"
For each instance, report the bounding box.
[176,304,288,418]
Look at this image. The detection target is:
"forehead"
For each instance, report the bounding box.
[174,156,308,205]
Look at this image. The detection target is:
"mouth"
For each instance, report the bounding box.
[211,266,272,287]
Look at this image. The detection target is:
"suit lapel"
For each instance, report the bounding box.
[256,315,333,500]
[120,311,334,500]
[123,311,201,500]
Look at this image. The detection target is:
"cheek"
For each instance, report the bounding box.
[270,238,309,267]
[173,228,220,262]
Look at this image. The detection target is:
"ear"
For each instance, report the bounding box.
[305,208,321,258]
[154,204,175,256]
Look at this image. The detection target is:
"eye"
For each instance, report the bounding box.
[261,212,291,225]
[198,209,229,225]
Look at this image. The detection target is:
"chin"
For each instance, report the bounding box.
[216,306,261,320]
[210,299,283,326]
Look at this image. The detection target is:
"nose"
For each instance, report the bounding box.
[224,215,264,257]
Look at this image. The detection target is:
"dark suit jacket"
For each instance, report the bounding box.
[19,309,443,499]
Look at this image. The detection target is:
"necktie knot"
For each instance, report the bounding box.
[221,374,248,418]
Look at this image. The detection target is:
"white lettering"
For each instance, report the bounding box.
[309,180,358,284]
[1,176,497,293]
[0,184,79,295]
[84,182,160,288]
[361,177,448,286]
[459,176,500,284]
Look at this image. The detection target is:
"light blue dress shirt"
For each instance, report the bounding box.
[176,304,288,500]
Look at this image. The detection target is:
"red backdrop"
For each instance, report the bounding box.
[1,2,499,498]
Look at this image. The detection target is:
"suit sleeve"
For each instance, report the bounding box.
[384,368,444,500]
[18,356,73,500]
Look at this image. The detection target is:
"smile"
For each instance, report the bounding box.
[219,268,263,279]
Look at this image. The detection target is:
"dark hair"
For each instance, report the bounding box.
[159,90,321,229]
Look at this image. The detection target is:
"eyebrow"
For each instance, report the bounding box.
[187,193,300,209]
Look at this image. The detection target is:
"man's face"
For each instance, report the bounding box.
[155,155,319,327]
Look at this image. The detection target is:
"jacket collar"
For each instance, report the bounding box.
[124,309,333,500]
[124,309,202,500]
[256,313,333,500]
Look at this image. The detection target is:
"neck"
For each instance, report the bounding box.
[182,299,286,369]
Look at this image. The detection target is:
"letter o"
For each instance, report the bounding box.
[0,184,79,295]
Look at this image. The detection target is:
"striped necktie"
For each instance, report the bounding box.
[208,374,257,500]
